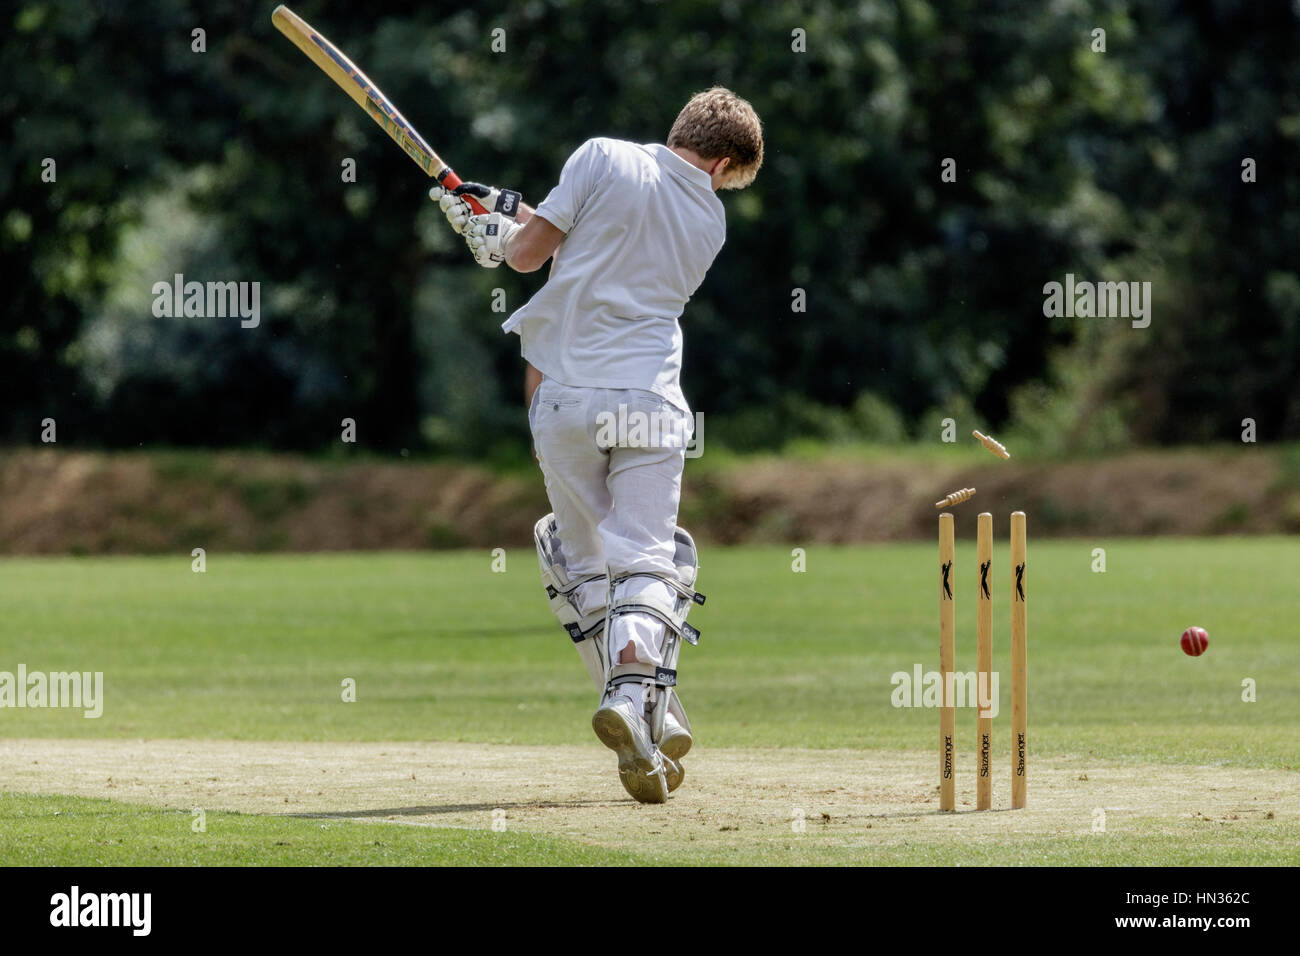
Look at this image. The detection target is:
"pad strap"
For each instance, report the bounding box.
[607,663,677,689]
[607,570,705,645]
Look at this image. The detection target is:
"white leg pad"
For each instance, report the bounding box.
[534,514,609,696]
[536,513,699,734]
[604,527,705,743]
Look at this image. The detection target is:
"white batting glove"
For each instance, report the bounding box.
[451,182,522,218]
[429,182,521,235]
[429,184,473,235]
[464,212,520,268]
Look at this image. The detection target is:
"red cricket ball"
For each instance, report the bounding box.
[1181,626,1209,656]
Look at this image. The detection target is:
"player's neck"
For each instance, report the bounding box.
[668,146,729,191]
[669,146,711,173]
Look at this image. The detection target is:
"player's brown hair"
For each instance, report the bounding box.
[667,87,764,189]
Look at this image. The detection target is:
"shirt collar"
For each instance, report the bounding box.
[647,143,714,190]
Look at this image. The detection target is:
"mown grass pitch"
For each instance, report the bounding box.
[1,536,1296,864]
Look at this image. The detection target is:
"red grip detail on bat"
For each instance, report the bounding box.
[438,169,490,216]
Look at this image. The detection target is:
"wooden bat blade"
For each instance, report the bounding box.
[272,5,487,213]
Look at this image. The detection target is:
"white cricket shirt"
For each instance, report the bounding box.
[502,138,726,414]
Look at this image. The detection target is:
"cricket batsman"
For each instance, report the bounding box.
[431,88,763,802]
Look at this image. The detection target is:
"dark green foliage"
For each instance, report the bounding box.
[2,1,1296,452]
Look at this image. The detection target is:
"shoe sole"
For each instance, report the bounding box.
[660,728,692,793]
[662,754,685,793]
[592,708,668,804]
[660,732,692,762]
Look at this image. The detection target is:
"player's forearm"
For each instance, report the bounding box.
[504,229,540,273]
[505,213,565,274]
[500,204,536,271]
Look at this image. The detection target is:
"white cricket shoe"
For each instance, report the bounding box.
[592,697,668,804]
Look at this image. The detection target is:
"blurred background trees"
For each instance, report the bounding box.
[3,0,1297,458]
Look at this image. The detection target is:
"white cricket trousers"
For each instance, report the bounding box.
[529,378,693,701]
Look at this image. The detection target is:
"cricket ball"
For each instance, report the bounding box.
[1180,626,1209,656]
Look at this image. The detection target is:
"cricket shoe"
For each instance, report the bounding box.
[592,698,668,804]
[659,711,692,793]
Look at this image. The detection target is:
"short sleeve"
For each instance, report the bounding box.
[532,139,607,234]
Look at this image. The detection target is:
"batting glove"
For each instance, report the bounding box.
[452,182,522,218]
[429,182,522,235]
[464,212,520,268]
[429,184,472,235]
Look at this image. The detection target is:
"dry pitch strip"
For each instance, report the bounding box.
[937,510,1027,812]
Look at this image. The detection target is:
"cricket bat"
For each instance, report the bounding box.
[271,5,488,213]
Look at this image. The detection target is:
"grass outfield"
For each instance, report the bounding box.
[0,793,648,866]
[1,537,1297,864]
